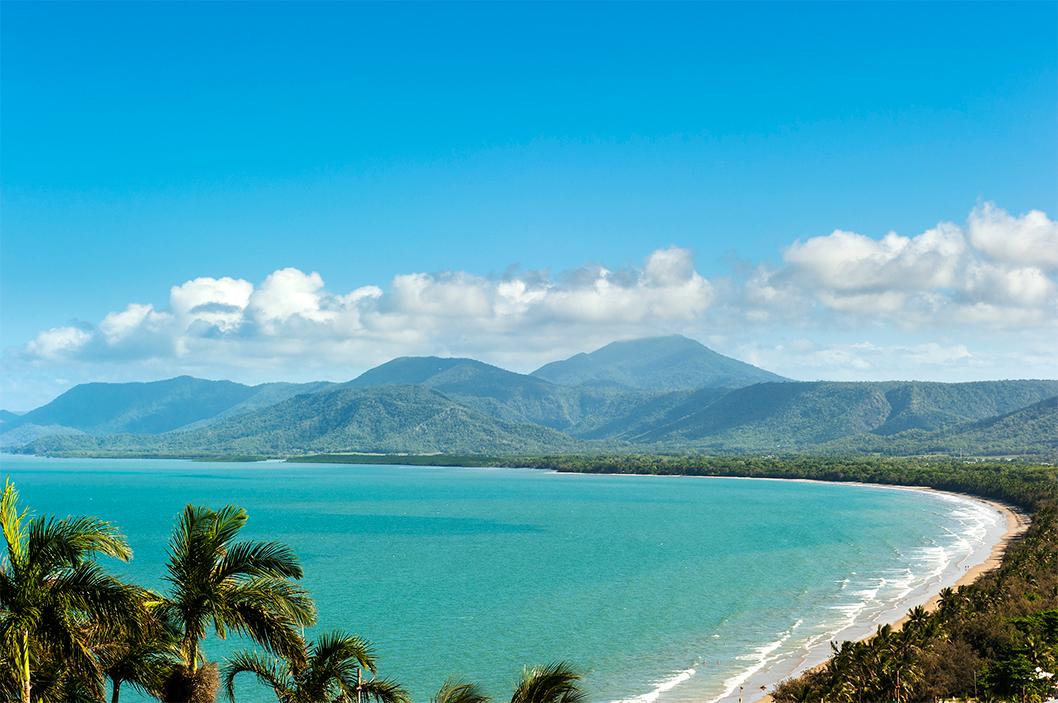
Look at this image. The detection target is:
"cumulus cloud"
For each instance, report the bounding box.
[170,276,253,332]
[749,203,1058,326]
[25,327,92,360]
[968,203,1058,270]
[17,247,715,372]
[9,204,1057,400]
[783,223,964,292]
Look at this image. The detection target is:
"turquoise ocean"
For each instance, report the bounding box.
[0,455,1005,703]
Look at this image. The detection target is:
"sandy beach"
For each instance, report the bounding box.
[753,491,1030,703]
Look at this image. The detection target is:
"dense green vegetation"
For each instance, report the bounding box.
[0,479,584,703]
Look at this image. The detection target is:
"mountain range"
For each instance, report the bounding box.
[4,335,1056,459]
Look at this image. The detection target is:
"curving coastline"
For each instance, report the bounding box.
[593,475,1029,703]
[749,488,1028,703]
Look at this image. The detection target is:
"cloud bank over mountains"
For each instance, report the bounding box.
[7,203,1058,406]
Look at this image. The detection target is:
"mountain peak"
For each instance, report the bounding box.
[531,335,786,391]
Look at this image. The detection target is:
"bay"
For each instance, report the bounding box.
[0,455,1004,703]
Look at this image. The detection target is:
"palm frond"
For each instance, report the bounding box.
[222,650,291,702]
[510,663,584,703]
[28,514,132,566]
[355,677,411,703]
[434,679,491,703]
[0,479,28,567]
[216,540,303,581]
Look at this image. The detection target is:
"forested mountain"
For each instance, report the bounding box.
[23,385,579,456]
[0,376,333,445]
[532,335,787,390]
[347,355,665,434]
[5,337,1056,459]
[835,394,1058,457]
[636,380,1058,451]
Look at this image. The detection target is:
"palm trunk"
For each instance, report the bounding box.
[20,630,30,703]
[111,680,121,703]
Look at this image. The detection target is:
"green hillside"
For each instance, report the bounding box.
[3,376,255,436]
[836,395,1058,457]
[0,376,334,445]
[347,355,666,435]
[6,338,1056,459]
[637,380,1058,451]
[23,385,581,456]
[531,335,787,390]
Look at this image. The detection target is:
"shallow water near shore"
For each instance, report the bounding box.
[1,455,1005,703]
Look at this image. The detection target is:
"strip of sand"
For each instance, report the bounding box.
[753,492,1029,703]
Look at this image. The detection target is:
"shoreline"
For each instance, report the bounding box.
[549,471,1029,703]
[751,491,1028,703]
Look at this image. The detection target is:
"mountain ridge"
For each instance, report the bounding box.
[5,337,1056,459]
[532,335,787,390]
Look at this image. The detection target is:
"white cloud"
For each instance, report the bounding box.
[783,223,964,292]
[249,268,334,330]
[99,303,171,344]
[749,203,1058,326]
[25,327,92,360]
[7,203,1057,406]
[17,247,716,375]
[968,203,1058,270]
[170,276,253,331]
[963,262,1055,307]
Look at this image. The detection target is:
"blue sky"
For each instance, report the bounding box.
[2,2,1057,408]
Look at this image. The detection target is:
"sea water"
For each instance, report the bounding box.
[0,455,1005,703]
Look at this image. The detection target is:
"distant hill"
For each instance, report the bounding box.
[6,338,1057,460]
[0,376,333,445]
[532,335,786,391]
[636,380,1058,451]
[929,395,1058,456]
[24,385,580,456]
[347,356,664,435]
[836,395,1058,458]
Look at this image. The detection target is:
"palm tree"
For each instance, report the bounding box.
[223,631,408,703]
[0,479,146,703]
[99,623,181,703]
[509,663,584,703]
[157,504,316,703]
[433,680,490,703]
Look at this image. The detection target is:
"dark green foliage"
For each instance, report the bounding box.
[159,504,317,682]
[508,663,585,703]
[0,480,150,703]
[223,632,409,703]
[531,334,786,390]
